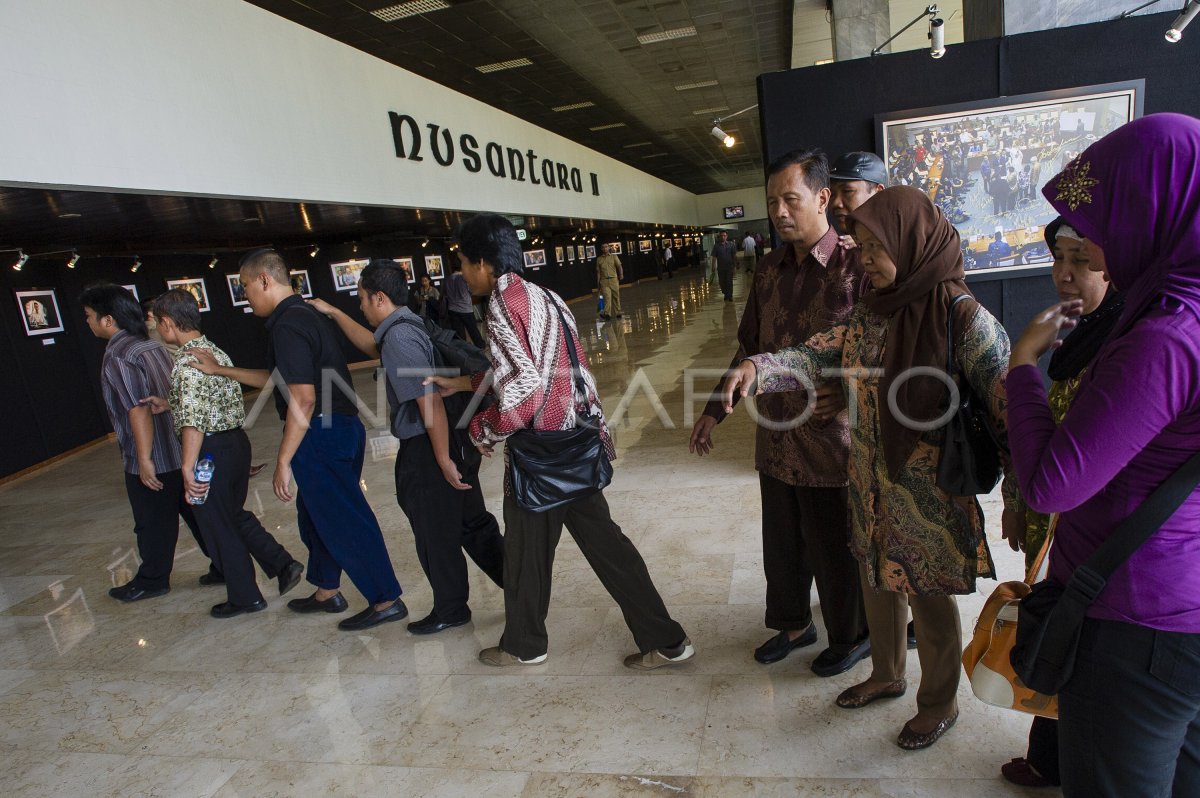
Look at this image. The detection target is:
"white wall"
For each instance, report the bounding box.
[0,0,700,226]
[694,187,768,227]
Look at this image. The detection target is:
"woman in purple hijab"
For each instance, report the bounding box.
[1006,113,1200,797]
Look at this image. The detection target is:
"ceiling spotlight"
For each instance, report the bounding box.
[130,257,142,273]
[208,256,218,269]
[711,125,735,148]
[1167,0,1200,41]
[421,239,429,248]
[67,251,80,269]
[930,16,946,58]
[13,250,28,271]
[310,245,319,258]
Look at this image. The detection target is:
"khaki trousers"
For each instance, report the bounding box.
[599,278,622,315]
[858,563,961,718]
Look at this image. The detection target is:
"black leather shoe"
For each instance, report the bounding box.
[210,599,267,619]
[754,625,818,664]
[338,598,409,631]
[907,620,918,650]
[277,561,303,596]
[287,591,349,614]
[810,637,872,677]
[108,583,170,602]
[198,571,225,586]
[407,610,471,635]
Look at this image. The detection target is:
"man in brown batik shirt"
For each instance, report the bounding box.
[689,147,870,676]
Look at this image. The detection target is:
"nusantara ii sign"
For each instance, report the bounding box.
[389,112,601,196]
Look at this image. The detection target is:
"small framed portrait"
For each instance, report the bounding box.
[638,239,652,253]
[15,289,64,336]
[165,278,210,312]
[226,274,248,307]
[554,246,564,263]
[522,249,546,269]
[566,246,575,262]
[392,257,416,284]
[330,258,369,292]
[674,238,683,248]
[425,254,445,281]
[289,270,313,298]
[121,284,140,302]
[585,245,597,260]
[577,245,586,261]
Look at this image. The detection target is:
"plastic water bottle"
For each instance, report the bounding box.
[190,454,214,505]
[597,293,606,314]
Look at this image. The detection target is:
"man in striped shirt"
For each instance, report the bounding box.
[82,284,196,602]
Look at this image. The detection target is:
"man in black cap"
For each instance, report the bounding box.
[828,151,887,239]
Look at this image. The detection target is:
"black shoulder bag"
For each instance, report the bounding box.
[1012,450,1200,694]
[936,294,1004,496]
[505,293,613,513]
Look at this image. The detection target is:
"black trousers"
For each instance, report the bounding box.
[448,310,485,348]
[717,266,734,300]
[499,489,685,660]
[191,429,294,606]
[1027,715,1059,784]
[395,433,504,620]
[758,474,866,648]
[1059,618,1200,797]
[124,469,188,590]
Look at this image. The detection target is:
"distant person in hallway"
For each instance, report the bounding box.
[660,242,673,279]
[187,248,406,631]
[81,283,201,603]
[416,274,443,326]
[723,185,1017,750]
[596,243,624,319]
[426,214,693,670]
[445,259,485,347]
[742,230,758,273]
[690,147,871,678]
[710,230,739,301]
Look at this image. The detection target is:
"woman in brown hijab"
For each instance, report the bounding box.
[723,186,1018,749]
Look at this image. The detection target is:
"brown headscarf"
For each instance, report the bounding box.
[850,185,973,479]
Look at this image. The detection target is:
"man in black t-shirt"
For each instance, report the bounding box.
[189,249,406,631]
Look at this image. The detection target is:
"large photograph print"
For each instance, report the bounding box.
[876,81,1142,276]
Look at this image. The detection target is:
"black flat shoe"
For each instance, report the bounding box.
[754,625,818,664]
[198,571,225,586]
[210,599,267,619]
[407,610,471,635]
[277,561,303,596]
[108,583,170,603]
[338,598,409,631]
[287,591,349,614]
[810,637,872,677]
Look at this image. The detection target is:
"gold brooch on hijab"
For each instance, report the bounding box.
[1054,158,1099,211]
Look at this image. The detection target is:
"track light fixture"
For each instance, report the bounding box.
[208,256,218,269]
[67,251,80,269]
[1167,0,1200,41]
[872,4,943,58]
[130,257,142,273]
[421,239,429,248]
[13,250,28,271]
[351,242,359,254]
[310,245,319,258]
[709,103,757,150]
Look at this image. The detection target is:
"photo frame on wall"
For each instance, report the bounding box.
[876,80,1143,276]
[638,239,652,253]
[15,289,65,336]
[393,257,416,284]
[226,274,248,307]
[289,270,313,298]
[165,277,210,312]
[424,255,444,280]
[577,245,586,261]
[566,246,575,262]
[674,238,683,248]
[554,246,564,263]
[331,258,369,292]
[585,245,596,259]
[121,284,140,302]
[523,249,546,269]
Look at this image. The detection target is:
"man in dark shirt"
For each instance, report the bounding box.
[689,148,870,676]
[710,231,739,302]
[82,283,201,602]
[444,260,485,347]
[190,249,405,631]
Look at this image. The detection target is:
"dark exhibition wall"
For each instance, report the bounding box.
[0,232,696,479]
[758,9,1200,341]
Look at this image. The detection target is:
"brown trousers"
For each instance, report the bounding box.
[858,563,961,718]
[599,278,622,316]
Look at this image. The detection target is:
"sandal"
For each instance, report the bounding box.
[1001,757,1059,787]
[897,712,958,750]
[835,679,907,709]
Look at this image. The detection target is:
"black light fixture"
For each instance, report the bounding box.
[1115,0,1163,18]
[871,4,943,58]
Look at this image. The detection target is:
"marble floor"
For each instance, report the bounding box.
[0,267,1050,797]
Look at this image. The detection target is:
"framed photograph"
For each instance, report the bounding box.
[226,274,248,307]
[554,246,564,263]
[566,246,575,262]
[523,249,546,269]
[585,245,597,260]
[674,237,683,248]
[424,254,444,281]
[15,289,64,336]
[392,257,416,284]
[577,245,586,261]
[165,277,210,312]
[330,258,369,292]
[289,270,313,298]
[638,239,652,253]
[876,80,1143,276]
[121,284,139,302]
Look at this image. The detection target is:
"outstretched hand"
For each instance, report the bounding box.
[1011,299,1084,367]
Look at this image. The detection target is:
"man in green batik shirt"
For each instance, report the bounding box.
[143,289,302,618]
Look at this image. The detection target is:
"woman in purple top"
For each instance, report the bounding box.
[1006,113,1200,798]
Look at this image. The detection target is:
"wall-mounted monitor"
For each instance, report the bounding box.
[723,205,745,219]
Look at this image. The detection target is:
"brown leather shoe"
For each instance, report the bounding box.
[835,679,907,709]
[897,711,959,750]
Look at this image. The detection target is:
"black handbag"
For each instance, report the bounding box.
[1011,450,1200,695]
[936,294,1004,496]
[505,293,613,512]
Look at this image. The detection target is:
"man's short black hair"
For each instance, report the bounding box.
[150,289,203,333]
[239,247,290,285]
[80,283,147,337]
[765,147,829,196]
[454,214,524,277]
[360,259,410,306]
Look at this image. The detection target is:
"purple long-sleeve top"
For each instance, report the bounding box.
[1006,302,1200,632]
